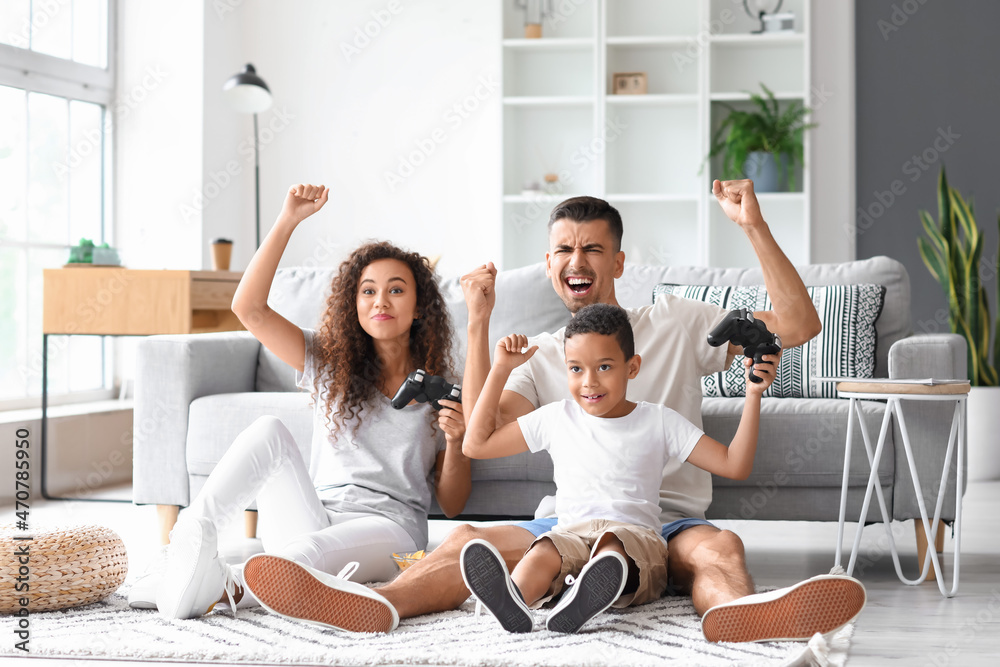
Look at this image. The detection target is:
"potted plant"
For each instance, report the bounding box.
[706,83,815,192]
[917,167,1000,480]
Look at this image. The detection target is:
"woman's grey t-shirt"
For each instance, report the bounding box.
[296,328,446,549]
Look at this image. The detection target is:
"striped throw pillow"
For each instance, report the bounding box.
[652,284,886,398]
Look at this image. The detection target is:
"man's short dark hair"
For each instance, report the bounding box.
[548,196,624,252]
[564,303,635,360]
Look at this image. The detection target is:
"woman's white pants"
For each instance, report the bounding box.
[185,415,416,606]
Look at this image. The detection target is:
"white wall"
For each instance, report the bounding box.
[198,0,503,279]
[116,1,851,277]
[115,0,204,269]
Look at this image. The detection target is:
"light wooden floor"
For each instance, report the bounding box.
[4,481,1000,666]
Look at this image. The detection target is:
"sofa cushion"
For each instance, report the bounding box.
[256,268,336,393]
[652,283,886,398]
[468,450,554,483]
[701,396,894,489]
[186,392,314,475]
[612,256,910,379]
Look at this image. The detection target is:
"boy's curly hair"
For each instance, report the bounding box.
[312,241,454,441]
[564,303,634,359]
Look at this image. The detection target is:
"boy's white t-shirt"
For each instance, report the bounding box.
[504,294,729,522]
[517,400,704,532]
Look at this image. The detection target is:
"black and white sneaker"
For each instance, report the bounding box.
[545,551,627,633]
[460,539,533,633]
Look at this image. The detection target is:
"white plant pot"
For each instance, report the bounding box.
[966,386,1000,481]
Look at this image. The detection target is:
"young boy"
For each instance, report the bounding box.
[460,303,776,634]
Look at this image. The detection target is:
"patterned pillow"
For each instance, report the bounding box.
[652,284,886,398]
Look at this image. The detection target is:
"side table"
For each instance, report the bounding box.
[41,268,245,501]
[832,379,969,598]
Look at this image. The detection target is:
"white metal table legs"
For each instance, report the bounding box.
[834,394,964,597]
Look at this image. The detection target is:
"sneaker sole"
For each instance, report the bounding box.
[546,556,624,634]
[702,577,867,643]
[461,542,532,633]
[243,555,393,633]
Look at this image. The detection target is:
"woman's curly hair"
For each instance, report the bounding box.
[312,241,454,441]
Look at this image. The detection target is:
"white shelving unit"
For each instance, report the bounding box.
[500,0,811,270]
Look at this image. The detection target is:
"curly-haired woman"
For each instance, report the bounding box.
[135,184,470,631]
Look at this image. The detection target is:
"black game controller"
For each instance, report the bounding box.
[707,308,782,384]
[391,369,462,410]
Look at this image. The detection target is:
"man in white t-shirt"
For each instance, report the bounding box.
[342,179,866,642]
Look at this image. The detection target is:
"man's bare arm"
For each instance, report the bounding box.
[460,263,537,431]
[714,179,821,351]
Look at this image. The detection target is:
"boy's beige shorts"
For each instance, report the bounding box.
[527,518,669,609]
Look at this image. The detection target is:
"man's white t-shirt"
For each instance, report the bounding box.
[505,294,728,522]
[517,400,704,532]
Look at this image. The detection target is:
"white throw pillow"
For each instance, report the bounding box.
[652,283,886,398]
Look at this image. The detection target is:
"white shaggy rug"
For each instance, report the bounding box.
[3,584,852,667]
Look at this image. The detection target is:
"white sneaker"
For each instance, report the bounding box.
[243,554,399,633]
[701,574,867,643]
[156,517,240,620]
[127,545,168,609]
[545,551,627,634]
[460,538,533,633]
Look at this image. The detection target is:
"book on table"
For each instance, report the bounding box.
[812,377,969,385]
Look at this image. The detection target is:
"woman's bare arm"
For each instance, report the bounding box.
[231,184,329,372]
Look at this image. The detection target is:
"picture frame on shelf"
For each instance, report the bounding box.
[612,72,647,95]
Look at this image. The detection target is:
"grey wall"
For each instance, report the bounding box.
[855,1,1000,335]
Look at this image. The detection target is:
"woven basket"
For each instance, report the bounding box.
[0,525,128,613]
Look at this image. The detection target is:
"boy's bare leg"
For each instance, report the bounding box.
[510,538,561,605]
[665,525,754,614]
[378,523,535,618]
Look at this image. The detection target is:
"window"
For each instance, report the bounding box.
[0,0,114,408]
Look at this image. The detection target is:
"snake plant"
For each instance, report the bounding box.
[917,168,999,386]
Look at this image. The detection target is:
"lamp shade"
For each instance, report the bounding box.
[223,63,272,114]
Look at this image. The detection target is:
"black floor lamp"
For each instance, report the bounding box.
[223,63,273,248]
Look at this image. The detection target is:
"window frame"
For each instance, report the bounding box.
[0,1,118,411]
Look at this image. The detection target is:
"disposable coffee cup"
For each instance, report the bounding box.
[211,238,233,271]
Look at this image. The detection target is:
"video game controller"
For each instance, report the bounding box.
[706,308,782,384]
[391,369,462,410]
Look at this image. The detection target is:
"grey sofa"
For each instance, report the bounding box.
[133,256,966,544]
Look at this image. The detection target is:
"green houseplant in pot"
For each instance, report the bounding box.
[707,83,815,192]
[917,167,1000,480]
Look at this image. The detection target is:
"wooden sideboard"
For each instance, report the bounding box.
[42,268,245,335]
[40,268,246,500]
